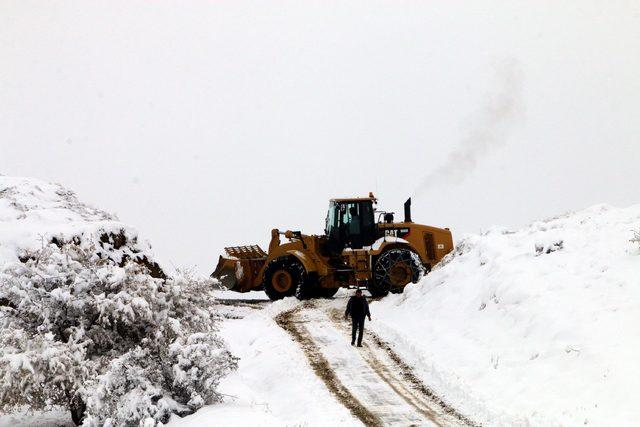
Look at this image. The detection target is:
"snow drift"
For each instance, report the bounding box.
[0,176,236,426]
[372,204,640,426]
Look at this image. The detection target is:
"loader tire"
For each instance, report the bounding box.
[370,248,423,297]
[263,257,306,301]
[295,280,314,300]
[295,270,318,300]
[314,287,339,299]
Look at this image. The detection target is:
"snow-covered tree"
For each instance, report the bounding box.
[0,237,237,425]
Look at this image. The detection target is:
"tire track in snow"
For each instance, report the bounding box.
[327,307,477,427]
[276,304,382,426]
[277,300,473,426]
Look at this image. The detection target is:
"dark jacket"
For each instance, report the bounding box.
[345,296,370,319]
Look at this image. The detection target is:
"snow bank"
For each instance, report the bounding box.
[372,204,640,426]
[0,175,162,276]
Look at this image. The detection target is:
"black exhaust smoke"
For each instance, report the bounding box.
[404,198,412,223]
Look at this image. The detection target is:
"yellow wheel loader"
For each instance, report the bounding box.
[211,194,453,301]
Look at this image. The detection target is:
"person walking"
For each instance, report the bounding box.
[344,289,371,347]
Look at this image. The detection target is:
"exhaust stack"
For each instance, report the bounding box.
[404,198,412,223]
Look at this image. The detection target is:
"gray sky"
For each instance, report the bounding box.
[2,1,639,273]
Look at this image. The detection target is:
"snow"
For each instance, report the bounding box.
[0,176,147,265]
[169,294,360,427]
[0,407,72,427]
[298,302,460,425]
[345,236,411,252]
[213,289,271,300]
[3,174,638,425]
[370,236,409,251]
[371,203,640,426]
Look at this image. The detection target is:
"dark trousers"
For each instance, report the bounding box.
[351,316,365,345]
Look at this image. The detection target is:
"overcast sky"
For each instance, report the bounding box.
[2,1,639,273]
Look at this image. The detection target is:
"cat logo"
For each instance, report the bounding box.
[384,228,410,238]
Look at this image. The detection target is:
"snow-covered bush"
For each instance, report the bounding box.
[0,240,237,425]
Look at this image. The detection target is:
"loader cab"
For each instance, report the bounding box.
[325,196,377,253]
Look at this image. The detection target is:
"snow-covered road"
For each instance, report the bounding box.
[276,298,473,427]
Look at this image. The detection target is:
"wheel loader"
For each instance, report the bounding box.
[211,194,453,301]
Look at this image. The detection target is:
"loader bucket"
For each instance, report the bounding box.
[211,245,268,292]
